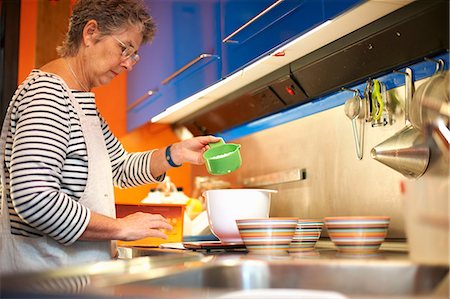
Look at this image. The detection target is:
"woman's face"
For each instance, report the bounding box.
[85,25,143,88]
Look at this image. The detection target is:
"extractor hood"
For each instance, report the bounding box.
[152,0,449,137]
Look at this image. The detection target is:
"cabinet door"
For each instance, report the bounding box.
[323,0,364,20]
[220,0,325,77]
[127,0,221,131]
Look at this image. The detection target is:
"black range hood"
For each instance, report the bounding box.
[176,0,449,136]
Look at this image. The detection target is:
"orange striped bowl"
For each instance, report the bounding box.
[236,218,298,254]
[324,216,390,254]
[289,219,324,253]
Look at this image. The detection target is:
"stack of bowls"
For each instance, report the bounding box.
[236,218,298,254]
[324,216,390,254]
[289,219,324,252]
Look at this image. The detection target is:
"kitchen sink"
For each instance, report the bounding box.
[1,249,448,298]
[118,255,449,297]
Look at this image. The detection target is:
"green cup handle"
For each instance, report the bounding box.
[209,138,225,148]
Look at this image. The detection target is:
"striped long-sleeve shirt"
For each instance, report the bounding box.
[2,70,163,246]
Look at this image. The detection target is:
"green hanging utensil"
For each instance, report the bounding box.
[372,79,384,121]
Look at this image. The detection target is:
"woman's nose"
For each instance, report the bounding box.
[122,58,134,71]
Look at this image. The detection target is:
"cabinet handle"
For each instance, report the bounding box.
[161,53,220,85]
[127,89,158,112]
[222,0,285,43]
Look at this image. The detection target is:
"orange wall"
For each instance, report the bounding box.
[18,0,127,138]
[18,1,192,204]
[93,75,128,138]
[18,0,37,83]
[115,124,192,204]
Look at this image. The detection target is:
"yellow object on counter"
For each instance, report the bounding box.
[186,198,203,220]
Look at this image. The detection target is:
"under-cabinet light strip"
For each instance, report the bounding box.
[150,69,246,123]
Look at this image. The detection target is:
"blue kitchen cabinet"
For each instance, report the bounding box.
[127,0,221,131]
[220,0,365,78]
[126,0,365,131]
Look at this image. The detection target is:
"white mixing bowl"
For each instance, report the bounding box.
[204,189,276,243]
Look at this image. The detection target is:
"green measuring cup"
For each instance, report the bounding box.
[203,138,242,175]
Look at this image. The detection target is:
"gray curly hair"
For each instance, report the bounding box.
[57,0,155,57]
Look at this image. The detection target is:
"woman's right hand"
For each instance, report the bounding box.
[116,212,173,241]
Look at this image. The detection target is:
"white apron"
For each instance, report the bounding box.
[0,71,116,274]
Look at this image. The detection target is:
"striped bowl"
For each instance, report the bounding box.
[236,218,298,254]
[289,219,324,252]
[324,216,390,254]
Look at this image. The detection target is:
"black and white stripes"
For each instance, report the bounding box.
[2,70,163,246]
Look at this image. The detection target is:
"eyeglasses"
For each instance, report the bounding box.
[112,36,140,65]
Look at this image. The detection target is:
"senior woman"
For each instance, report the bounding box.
[0,0,219,274]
